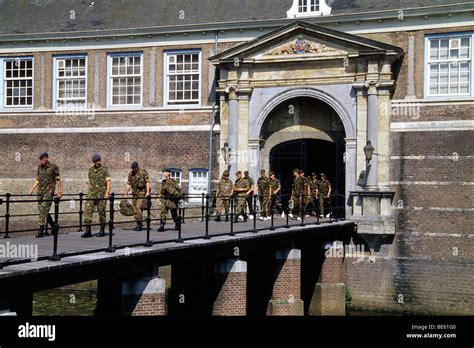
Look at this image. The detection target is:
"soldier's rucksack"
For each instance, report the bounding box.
[119,200,134,216]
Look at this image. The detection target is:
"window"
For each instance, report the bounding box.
[426,35,472,97]
[4,58,33,107]
[55,56,87,107]
[189,170,209,202]
[165,51,201,106]
[108,53,142,106]
[288,0,330,17]
[165,169,182,187]
[298,0,319,13]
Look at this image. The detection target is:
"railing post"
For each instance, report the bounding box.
[144,195,152,247]
[300,195,306,227]
[176,207,183,244]
[50,197,61,261]
[106,193,115,253]
[200,193,205,222]
[77,192,84,232]
[229,194,235,236]
[328,195,334,224]
[204,194,210,240]
[252,195,257,233]
[3,193,10,239]
[181,193,186,224]
[269,197,275,231]
[285,203,290,229]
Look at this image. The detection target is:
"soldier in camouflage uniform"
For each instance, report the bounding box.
[124,161,151,231]
[233,171,250,223]
[82,154,111,238]
[214,170,233,222]
[308,172,319,216]
[28,152,62,238]
[299,170,311,217]
[269,172,282,217]
[244,171,255,218]
[318,173,332,218]
[158,169,181,232]
[290,168,304,220]
[257,169,270,221]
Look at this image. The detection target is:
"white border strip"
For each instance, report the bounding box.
[390,181,474,186]
[0,125,220,134]
[391,120,474,132]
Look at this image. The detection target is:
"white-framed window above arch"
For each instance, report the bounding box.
[287,0,332,18]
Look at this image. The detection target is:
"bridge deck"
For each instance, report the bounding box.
[0,217,354,284]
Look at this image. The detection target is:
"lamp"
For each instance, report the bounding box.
[221,142,231,164]
[364,141,375,164]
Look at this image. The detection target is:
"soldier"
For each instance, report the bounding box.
[158,169,181,232]
[28,152,62,238]
[244,171,255,219]
[289,168,304,221]
[233,171,250,223]
[318,173,332,218]
[81,154,111,238]
[299,170,311,218]
[124,161,151,231]
[257,169,270,221]
[308,172,319,216]
[269,172,283,218]
[214,170,233,222]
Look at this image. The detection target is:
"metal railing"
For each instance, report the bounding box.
[0,192,346,266]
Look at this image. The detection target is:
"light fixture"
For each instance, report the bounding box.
[364,141,375,163]
[221,142,231,165]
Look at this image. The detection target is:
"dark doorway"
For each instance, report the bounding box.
[270,139,345,203]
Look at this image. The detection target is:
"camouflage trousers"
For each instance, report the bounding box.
[259,195,269,217]
[246,195,255,215]
[132,192,146,222]
[216,198,231,216]
[319,194,329,216]
[84,194,107,225]
[160,200,178,224]
[292,194,303,218]
[269,194,281,213]
[37,192,54,226]
[235,196,247,216]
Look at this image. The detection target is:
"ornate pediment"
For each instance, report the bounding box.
[261,35,346,58]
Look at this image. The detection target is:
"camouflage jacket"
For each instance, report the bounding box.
[217,178,233,198]
[292,176,305,196]
[245,176,254,195]
[269,178,281,195]
[318,179,332,196]
[36,162,60,195]
[310,179,319,195]
[88,164,110,197]
[127,169,150,195]
[257,176,270,196]
[160,178,181,198]
[234,178,250,197]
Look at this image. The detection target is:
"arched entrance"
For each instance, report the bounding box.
[270,138,345,198]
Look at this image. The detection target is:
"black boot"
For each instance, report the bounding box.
[214,215,221,222]
[35,225,45,238]
[96,223,106,237]
[134,221,143,232]
[82,225,92,239]
[243,214,248,223]
[225,215,229,222]
[46,214,56,235]
[234,215,239,223]
[158,221,165,232]
[173,224,179,231]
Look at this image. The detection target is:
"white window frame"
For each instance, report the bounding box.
[188,169,209,202]
[53,55,88,109]
[2,57,34,109]
[298,0,320,13]
[424,33,474,99]
[287,0,331,17]
[107,52,143,108]
[163,50,202,108]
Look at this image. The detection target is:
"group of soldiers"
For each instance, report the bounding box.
[214,168,332,223]
[27,152,332,238]
[214,169,282,223]
[28,152,182,238]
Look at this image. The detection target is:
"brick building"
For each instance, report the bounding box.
[0,0,472,314]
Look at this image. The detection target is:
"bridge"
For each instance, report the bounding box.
[0,193,355,317]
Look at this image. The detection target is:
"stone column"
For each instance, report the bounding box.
[309,241,346,316]
[248,139,263,182]
[345,138,357,217]
[228,88,239,180]
[366,81,380,189]
[267,249,304,316]
[213,260,247,316]
[406,34,416,99]
[122,276,167,316]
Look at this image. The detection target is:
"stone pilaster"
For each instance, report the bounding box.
[213,260,247,316]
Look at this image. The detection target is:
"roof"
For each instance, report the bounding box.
[0,0,473,36]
